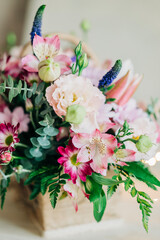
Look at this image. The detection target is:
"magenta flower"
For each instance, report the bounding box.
[72,129,117,176]
[0,123,19,154]
[57,141,92,184]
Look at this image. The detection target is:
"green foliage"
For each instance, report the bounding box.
[107,184,118,200]
[0,178,10,209]
[85,176,102,202]
[137,192,153,232]
[93,189,107,222]
[24,165,67,208]
[0,76,37,102]
[122,162,160,188]
[91,173,125,186]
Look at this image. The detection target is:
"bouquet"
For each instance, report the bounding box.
[0,5,160,232]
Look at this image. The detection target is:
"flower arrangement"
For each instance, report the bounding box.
[0,5,160,232]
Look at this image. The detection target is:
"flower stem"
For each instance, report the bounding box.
[15,143,28,148]
[30,111,36,129]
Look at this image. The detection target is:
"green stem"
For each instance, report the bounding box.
[12,156,28,160]
[30,111,36,129]
[15,143,28,148]
[122,138,137,144]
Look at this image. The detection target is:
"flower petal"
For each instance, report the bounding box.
[21,55,38,72]
[54,54,71,74]
[33,34,60,61]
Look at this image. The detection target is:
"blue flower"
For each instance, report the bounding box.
[30,5,46,45]
[98,59,122,89]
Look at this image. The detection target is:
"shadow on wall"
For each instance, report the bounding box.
[0,0,28,51]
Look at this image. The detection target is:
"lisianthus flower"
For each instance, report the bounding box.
[0,123,19,153]
[21,34,71,81]
[108,148,136,166]
[46,75,105,133]
[57,141,92,184]
[0,107,30,133]
[72,129,117,176]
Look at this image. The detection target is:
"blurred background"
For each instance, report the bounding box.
[1,0,160,103]
[0,1,160,240]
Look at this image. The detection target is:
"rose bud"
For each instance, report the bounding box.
[136,135,153,153]
[65,104,86,124]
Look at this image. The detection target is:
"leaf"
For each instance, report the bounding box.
[9,89,14,102]
[85,176,102,202]
[30,137,40,147]
[60,174,70,180]
[138,191,153,203]
[30,82,37,94]
[29,184,41,200]
[130,187,137,197]
[93,189,107,222]
[107,184,118,200]
[23,81,28,100]
[35,127,45,136]
[37,137,50,147]
[35,93,43,105]
[43,126,59,136]
[50,184,61,208]
[124,178,132,191]
[0,178,10,209]
[17,80,22,94]
[29,147,43,158]
[92,173,124,186]
[122,162,160,187]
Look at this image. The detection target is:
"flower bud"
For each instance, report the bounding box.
[0,152,12,164]
[17,165,23,174]
[75,42,82,57]
[78,53,88,69]
[65,104,86,124]
[25,98,33,112]
[81,19,91,32]
[38,58,61,82]
[136,135,153,153]
[56,127,69,141]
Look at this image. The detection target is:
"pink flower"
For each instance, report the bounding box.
[63,180,79,212]
[57,141,92,184]
[108,148,136,166]
[0,152,12,164]
[46,75,105,133]
[21,34,71,78]
[0,107,30,134]
[0,123,19,154]
[72,129,117,176]
[0,53,22,78]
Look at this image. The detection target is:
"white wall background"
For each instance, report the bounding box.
[3,0,160,103]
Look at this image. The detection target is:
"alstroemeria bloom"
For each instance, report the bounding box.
[72,129,117,176]
[57,141,92,184]
[108,148,136,166]
[22,34,71,81]
[0,123,19,154]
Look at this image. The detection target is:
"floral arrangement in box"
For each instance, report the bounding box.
[0,5,160,232]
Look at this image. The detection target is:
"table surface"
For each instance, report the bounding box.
[0,165,160,240]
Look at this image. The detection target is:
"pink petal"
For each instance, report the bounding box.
[117,74,143,106]
[77,146,92,163]
[72,133,90,148]
[54,54,72,74]
[33,34,60,61]
[21,55,38,72]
